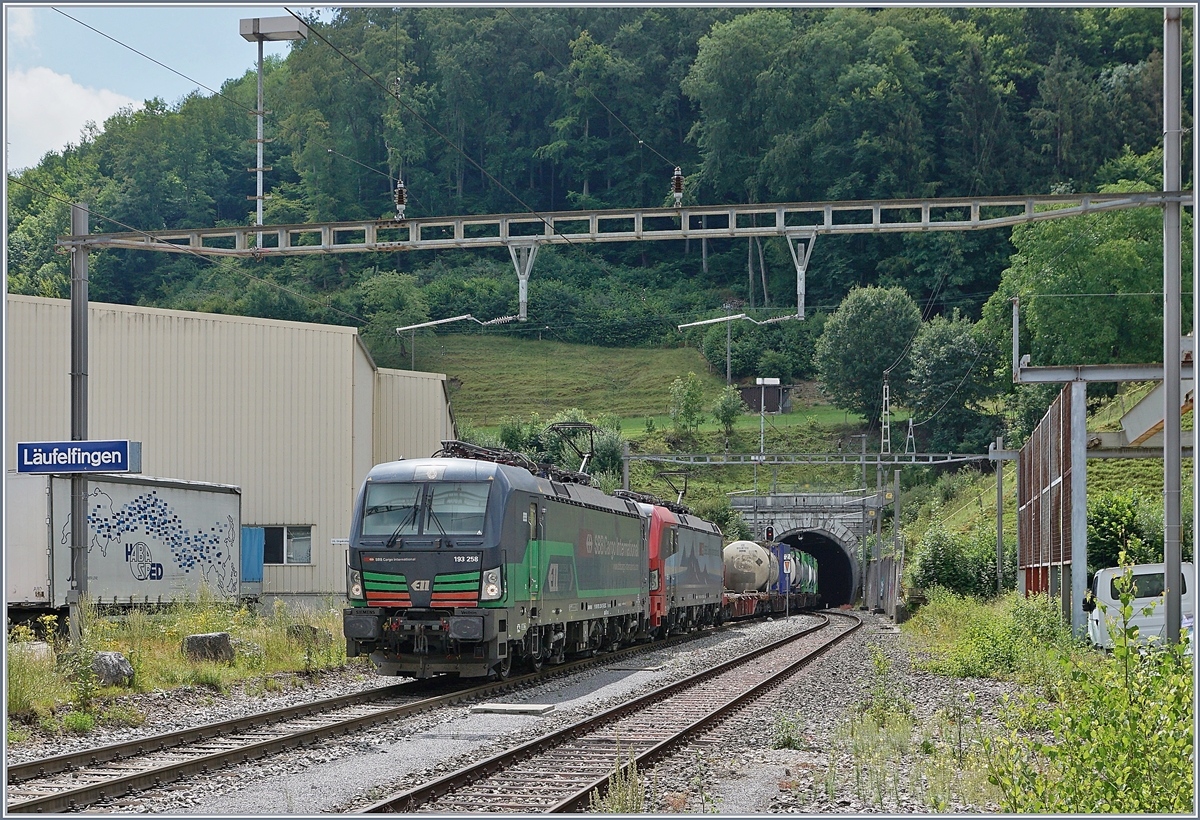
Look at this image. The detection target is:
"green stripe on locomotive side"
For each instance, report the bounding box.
[433,581,479,591]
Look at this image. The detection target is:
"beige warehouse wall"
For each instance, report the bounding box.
[5,295,448,599]
[374,368,454,465]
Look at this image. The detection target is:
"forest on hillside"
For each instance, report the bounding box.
[7,6,1193,448]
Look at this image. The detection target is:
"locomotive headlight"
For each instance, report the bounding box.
[481,567,503,601]
[348,567,364,601]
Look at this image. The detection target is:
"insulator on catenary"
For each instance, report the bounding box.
[394,179,407,219]
[672,166,683,206]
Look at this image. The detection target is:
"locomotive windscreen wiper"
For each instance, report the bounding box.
[384,495,423,548]
[365,503,408,515]
[425,487,449,537]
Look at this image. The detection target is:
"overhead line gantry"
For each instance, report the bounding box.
[59,191,1190,322]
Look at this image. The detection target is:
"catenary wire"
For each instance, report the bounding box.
[501,6,679,169]
[284,7,589,252]
[7,175,368,325]
[911,344,987,428]
[50,9,412,204]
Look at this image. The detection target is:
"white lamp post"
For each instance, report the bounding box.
[756,377,780,455]
[397,313,517,370]
[240,16,307,245]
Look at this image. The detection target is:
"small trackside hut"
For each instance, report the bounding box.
[343,447,652,678]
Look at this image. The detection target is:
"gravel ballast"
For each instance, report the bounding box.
[7,611,1018,814]
[10,616,814,813]
[642,612,1020,814]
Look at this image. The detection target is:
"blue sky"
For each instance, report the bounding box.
[5,4,333,170]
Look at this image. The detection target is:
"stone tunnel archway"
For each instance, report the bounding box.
[778,527,859,607]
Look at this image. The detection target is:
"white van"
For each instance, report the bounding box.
[1085,562,1195,649]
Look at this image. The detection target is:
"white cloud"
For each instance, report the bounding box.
[7,7,36,43]
[6,67,138,170]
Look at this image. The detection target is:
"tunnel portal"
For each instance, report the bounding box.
[780,529,858,607]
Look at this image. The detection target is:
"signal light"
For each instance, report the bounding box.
[765,525,775,541]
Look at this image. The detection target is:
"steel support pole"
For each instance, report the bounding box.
[69,203,90,646]
[509,243,538,322]
[622,441,630,491]
[874,467,883,554]
[1164,7,1183,644]
[760,385,767,452]
[1071,380,1088,639]
[894,469,901,614]
[996,436,1005,593]
[256,37,264,245]
[726,315,731,385]
[860,436,867,606]
[1193,0,1199,652]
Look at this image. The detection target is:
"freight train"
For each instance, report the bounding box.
[342,442,819,679]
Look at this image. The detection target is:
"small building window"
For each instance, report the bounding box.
[262,526,312,565]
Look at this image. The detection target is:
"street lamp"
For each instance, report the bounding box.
[397,313,517,370]
[240,16,307,245]
[753,377,779,497]
[756,377,780,455]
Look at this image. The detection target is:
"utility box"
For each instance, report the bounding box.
[5,472,250,610]
[739,384,792,413]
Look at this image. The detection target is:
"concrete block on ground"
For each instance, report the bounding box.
[9,641,54,663]
[469,702,555,715]
[182,631,235,663]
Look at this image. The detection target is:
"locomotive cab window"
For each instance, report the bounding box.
[425,482,489,535]
[361,481,490,538]
[262,526,312,565]
[362,483,423,537]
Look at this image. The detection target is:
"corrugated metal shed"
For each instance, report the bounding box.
[4,295,454,601]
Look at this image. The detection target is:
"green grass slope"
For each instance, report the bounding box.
[413,334,727,423]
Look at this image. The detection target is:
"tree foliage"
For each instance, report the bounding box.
[668,372,706,434]
[815,286,921,422]
[5,5,1184,446]
[907,311,998,452]
[910,520,1017,598]
[710,385,747,436]
[981,179,1195,376]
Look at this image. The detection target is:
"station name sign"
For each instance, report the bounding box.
[17,440,142,474]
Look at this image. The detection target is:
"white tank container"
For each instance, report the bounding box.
[724,540,770,592]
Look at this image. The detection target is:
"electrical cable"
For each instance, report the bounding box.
[283,7,587,253]
[1030,291,1194,298]
[7,175,368,325]
[50,7,427,215]
[911,344,987,428]
[500,6,679,170]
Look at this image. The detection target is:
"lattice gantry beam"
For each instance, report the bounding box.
[57,192,1191,258]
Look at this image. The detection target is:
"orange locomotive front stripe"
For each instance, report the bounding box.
[366,593,412,603]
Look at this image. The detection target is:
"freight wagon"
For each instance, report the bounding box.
[5,472,253,612]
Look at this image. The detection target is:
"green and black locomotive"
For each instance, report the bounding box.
[343,454,651,678]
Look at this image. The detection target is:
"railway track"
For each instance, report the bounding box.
[4,624,737,813]
[358,611,860,813]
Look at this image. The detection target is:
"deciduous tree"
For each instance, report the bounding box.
[815,286,921,422]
